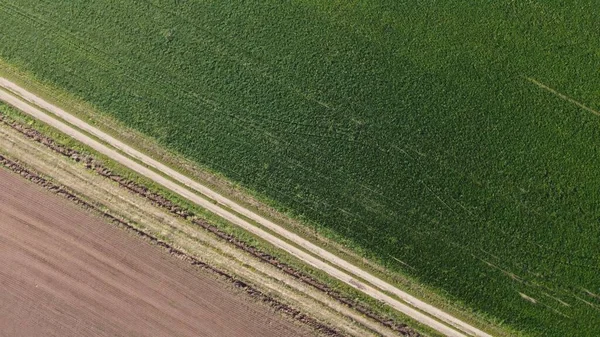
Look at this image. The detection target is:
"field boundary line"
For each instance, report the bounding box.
[0,78,493,337]
[524,77,600,117]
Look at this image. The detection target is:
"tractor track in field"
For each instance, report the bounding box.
[0,78,493,337]
[0,113,418,337]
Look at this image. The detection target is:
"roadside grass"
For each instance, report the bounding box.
[0,1,599,336]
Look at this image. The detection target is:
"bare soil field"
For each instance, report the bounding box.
[0,169,309,337]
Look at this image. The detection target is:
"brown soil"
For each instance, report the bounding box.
[0,169,312,337]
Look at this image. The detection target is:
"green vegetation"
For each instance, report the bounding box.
[1,1,599,335]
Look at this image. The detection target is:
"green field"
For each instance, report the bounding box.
[1,1,599,335]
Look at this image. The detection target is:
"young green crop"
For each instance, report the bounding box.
[0,1,599,335]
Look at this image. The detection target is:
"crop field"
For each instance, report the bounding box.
[0,1,599,336]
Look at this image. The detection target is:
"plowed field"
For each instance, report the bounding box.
[0,169,308,337]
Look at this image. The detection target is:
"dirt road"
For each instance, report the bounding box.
[0,78,492,337]
[0,169,309,337]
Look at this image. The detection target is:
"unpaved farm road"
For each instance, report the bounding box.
[0,78,492,337]
[0,169,309,337]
